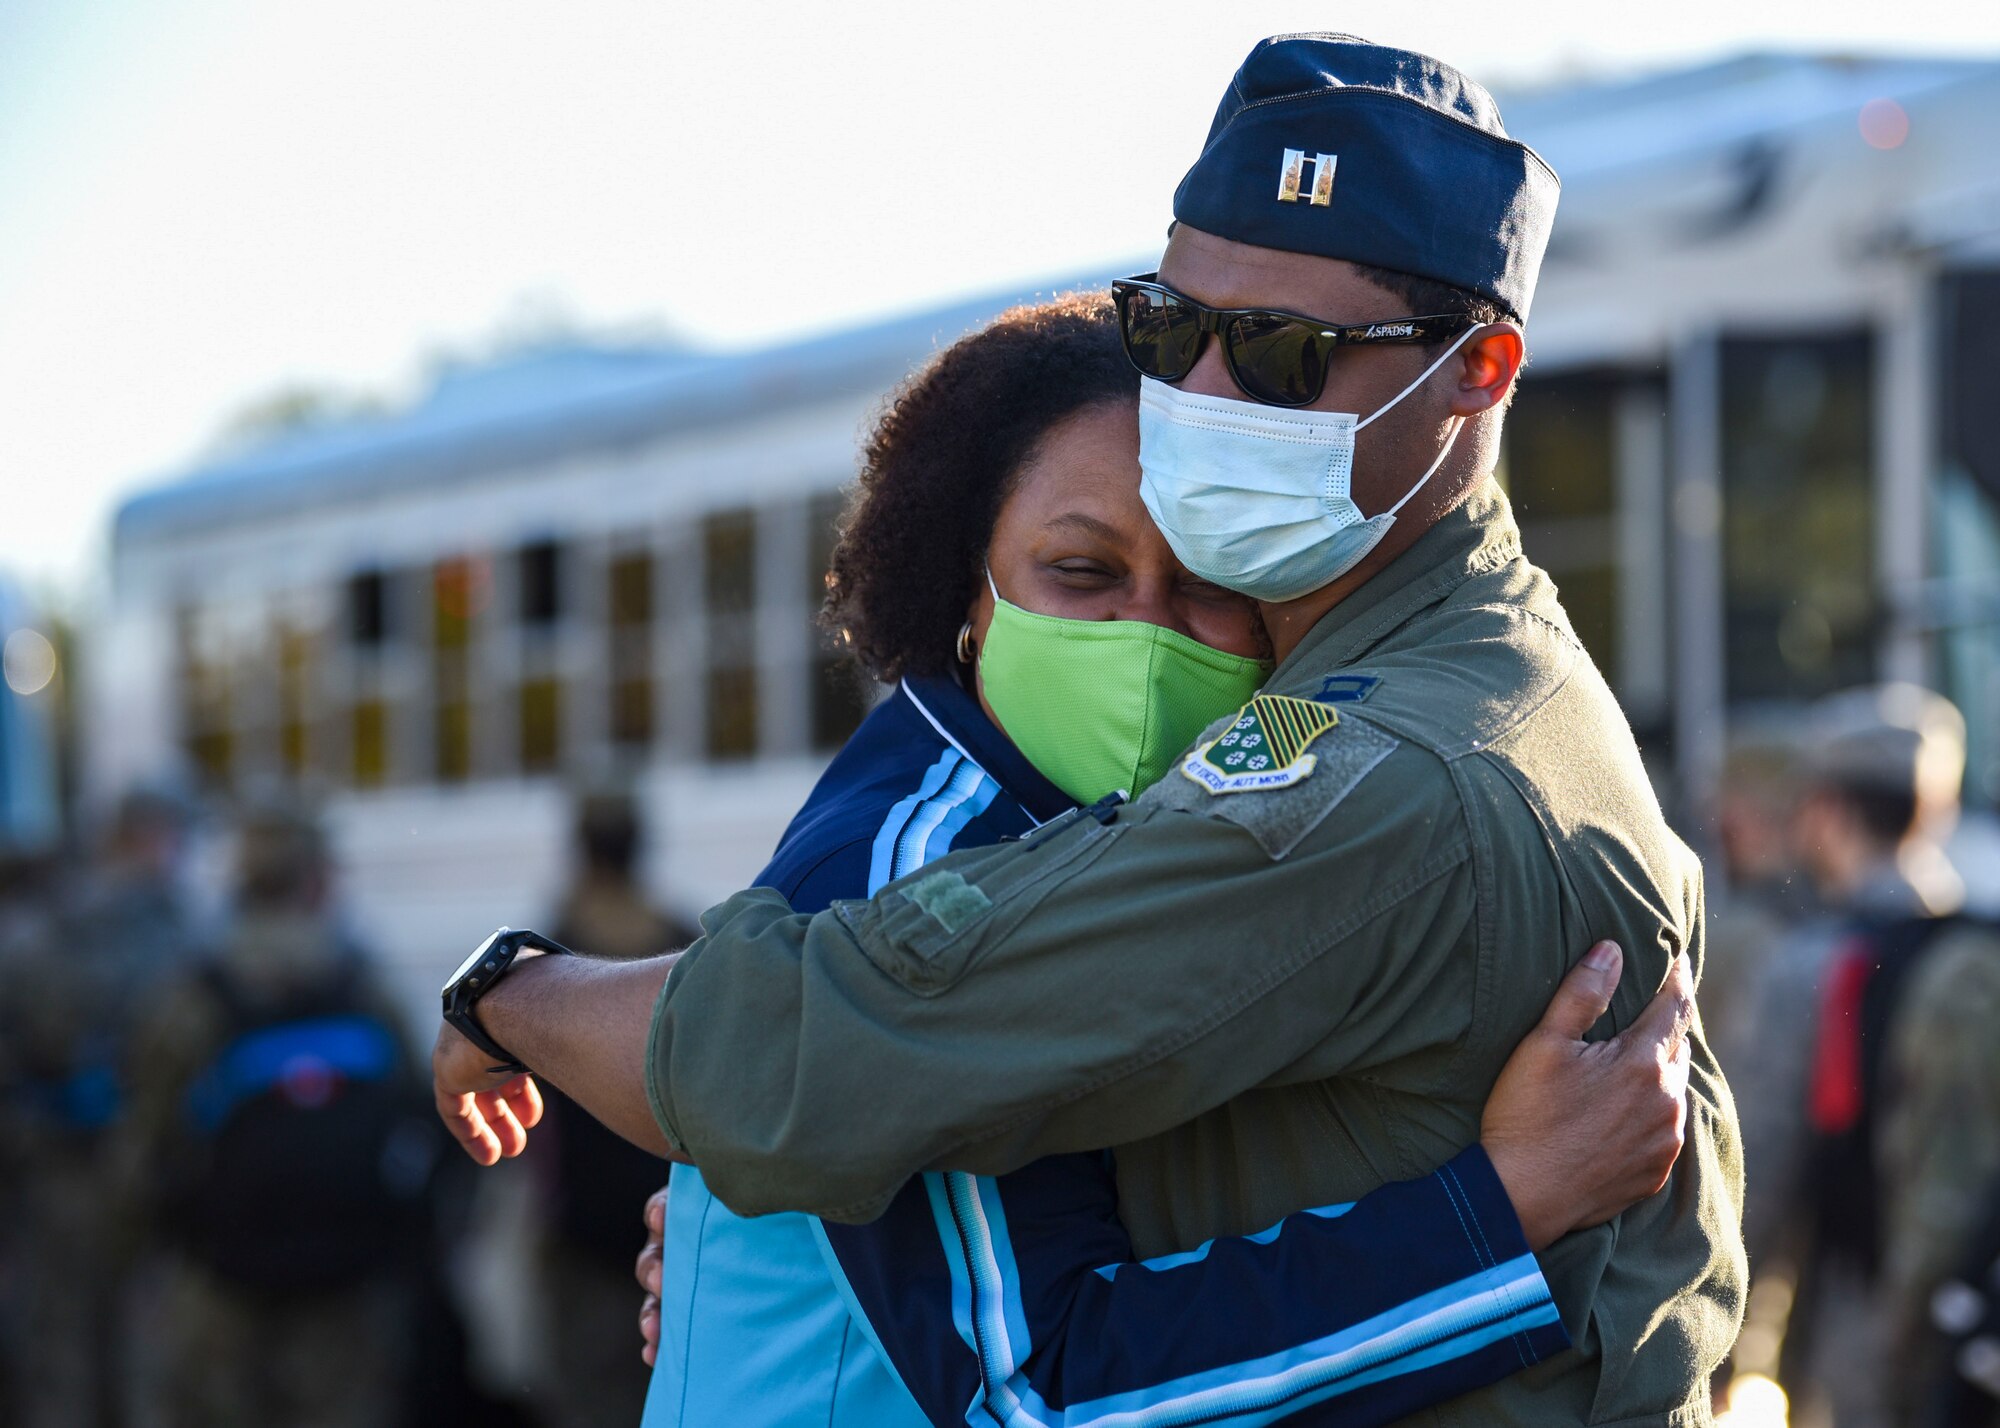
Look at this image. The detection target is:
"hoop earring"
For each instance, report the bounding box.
[956,622,976,664]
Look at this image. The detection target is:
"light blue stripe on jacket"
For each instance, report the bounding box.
[871,750,1000,891]
[644,696,1007,1428]
[929,1171,1561,1428]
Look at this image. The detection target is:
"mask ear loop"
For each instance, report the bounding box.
[963,566,1005,665]
[1382,417,1466,520]
[1354,324,1483,432]
[1352,324,1485,521]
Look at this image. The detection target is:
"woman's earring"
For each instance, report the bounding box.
[956,622,976,664]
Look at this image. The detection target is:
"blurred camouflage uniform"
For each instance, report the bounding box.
[536,791,691,1428]
[121,805,431,1428]
[1880,914,2000,1421]
[1916,1175,2000,1422]
[0,793,199,1428]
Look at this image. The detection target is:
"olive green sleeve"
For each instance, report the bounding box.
[649,734,1475,1223]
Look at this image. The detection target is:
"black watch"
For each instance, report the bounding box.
[441,927,576,1074]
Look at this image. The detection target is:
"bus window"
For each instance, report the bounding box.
[1720,332,1876,702]
[704,510,759,760]
[608,549,654,749]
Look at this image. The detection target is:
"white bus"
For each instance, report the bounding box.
[92,279,1129,1017]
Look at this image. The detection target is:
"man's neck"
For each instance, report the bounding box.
[1257,474,1489,663]
[1259,569,1374,663]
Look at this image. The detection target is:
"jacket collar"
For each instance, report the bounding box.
[1273,478,1523,686]
[901,674,1076,824]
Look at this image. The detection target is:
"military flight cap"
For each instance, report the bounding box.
[1805,683,1966,809]
[1172,33,1560,321]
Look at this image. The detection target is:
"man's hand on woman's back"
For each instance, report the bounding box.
[1481,942,1695,1251]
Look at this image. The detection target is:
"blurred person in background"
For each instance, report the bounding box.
[535,788,692,1428]
[1869,732,2000,1425]
[0,789,199,1428]
[1704,724,1811,1077]
[1751,686,1996,1427]
[1710,723,1816,1365]
[121,802,442,1428]
[1703,725,1818,1404]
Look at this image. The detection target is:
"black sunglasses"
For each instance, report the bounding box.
[1110,274,1477,408]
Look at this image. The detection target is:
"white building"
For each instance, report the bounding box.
[95,52,2000,1020]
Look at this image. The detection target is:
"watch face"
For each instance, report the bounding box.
[444,927,508,994]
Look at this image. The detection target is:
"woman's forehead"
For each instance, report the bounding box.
[1007,421,1148,537]
[1015,403,1137,483]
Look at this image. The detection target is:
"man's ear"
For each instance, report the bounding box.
[1448,323,1525,418]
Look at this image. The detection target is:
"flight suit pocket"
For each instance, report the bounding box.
[838,818,1120,996]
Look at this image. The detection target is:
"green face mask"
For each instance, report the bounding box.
[977,573,1269,806]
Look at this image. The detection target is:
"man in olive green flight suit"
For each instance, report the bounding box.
[643,503,1742,1422]
[436,34,1746,1426]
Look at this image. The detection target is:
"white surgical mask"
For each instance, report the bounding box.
[1138,326,1480,602]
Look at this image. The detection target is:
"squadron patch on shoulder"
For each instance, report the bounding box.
[1181,694,1340,795]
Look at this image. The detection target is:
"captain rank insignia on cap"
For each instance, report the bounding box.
[1276,149,1337,205]
[1183,694,1341,795]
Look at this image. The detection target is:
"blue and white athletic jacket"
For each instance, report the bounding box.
[644,674,1569,1428]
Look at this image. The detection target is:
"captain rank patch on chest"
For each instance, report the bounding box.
[1182,694,1342,795]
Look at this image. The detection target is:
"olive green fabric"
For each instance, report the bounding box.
[649,480,1746,1426]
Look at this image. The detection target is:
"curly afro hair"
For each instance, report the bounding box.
[821,293,1137,684]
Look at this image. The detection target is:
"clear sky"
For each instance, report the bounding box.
[3,0,1996,598]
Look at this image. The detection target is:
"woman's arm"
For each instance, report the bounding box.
[811,943,1691,1428]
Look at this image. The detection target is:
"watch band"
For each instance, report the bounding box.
[445,1001,528,1076]
[442,927,576,1074]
